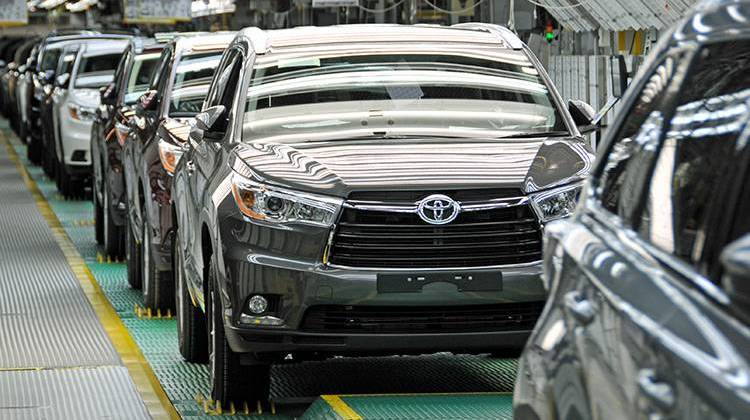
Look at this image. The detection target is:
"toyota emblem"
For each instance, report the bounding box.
[417,194,460,225]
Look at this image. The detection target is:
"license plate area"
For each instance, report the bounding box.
[377,271,502,293]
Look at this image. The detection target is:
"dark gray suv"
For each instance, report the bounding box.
[514,1,750,419]
[171,24,596,405]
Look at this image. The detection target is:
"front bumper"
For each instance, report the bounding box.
[226,324,534,354]
[59,115,94,167]
[222,246,545,355]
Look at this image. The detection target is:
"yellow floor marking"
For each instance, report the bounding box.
[334,391,513,397]
[2,132,179,420]
[321,395,363,420]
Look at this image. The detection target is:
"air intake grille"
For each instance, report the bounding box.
[300,302,545,334]
[328,204,542,268]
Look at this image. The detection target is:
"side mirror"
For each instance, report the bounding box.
[100,82,116,105]
[191,105,226,143]
[55,73,70,89]
[42,69,56,84]
[611,55,629,98]
[135,90,158,118]
[721,234,750,315]
[568,99,597,134]
[97,104,109,120]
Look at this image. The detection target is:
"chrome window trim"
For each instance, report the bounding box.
[343,196,530,214]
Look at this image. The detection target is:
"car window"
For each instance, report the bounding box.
[169,51,223,117]
[595,52,688,225]
[149,48,171,91]
[636,41,750,282]
[112,49,131,98]
[204,49,241,133]
[205,49,238,108]
[124,53,160,105]
[74,53,122,89]
[57,50,77,76]
[39,47,61,72]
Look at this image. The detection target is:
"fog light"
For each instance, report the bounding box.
[248,295,268,314]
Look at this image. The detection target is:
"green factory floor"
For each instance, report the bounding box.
[4,123,517,419]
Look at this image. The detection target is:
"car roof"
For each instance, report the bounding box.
[173,32,235,53]
[43,33,132,48]
[239,24,522,55]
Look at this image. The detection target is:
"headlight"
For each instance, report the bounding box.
[530,183,583,222]
[158,139,185,175]
[69,103,96,121]
[230,172,342,227]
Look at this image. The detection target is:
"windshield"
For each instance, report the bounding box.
[244,46,567,142]
[74,53,121,89]
[169,51,222,116]
[124,53,160,105]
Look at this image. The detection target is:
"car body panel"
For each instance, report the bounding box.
[514,2,750,418]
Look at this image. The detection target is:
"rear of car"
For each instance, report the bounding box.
[514,2,750,419]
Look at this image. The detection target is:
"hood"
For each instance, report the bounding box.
[233,137,594,198]
[70,88,100,108]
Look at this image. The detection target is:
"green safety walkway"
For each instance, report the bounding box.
[2,121,518,419]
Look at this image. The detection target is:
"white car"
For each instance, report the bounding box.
[51,39,129,197]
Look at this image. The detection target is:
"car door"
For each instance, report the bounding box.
[126,47,171,232]
[181,48,244,306]
[624,39,750,419]
[94,48,129,202]
[548,47,694,420]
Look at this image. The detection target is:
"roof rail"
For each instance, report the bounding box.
[239,27,267,54]
[154,31,235,43]
[451,23,523,49]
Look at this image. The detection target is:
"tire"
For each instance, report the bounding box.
[94,181,104,245]
[27,134,41,165]
[103,185,124,259]
[42,141,54,178]
[141,211,175,311]
[126,221,142,289]
[59,166,84,199]
[175,231,208,363]
[207,261,271,406]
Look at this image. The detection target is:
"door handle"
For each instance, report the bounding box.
[564,291,595,325]
[637,369,675,412]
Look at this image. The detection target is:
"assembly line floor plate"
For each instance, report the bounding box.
[0,121,518,419]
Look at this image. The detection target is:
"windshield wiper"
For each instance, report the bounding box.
[499,131,570,139]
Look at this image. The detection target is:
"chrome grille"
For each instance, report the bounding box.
[328,199,542,269]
